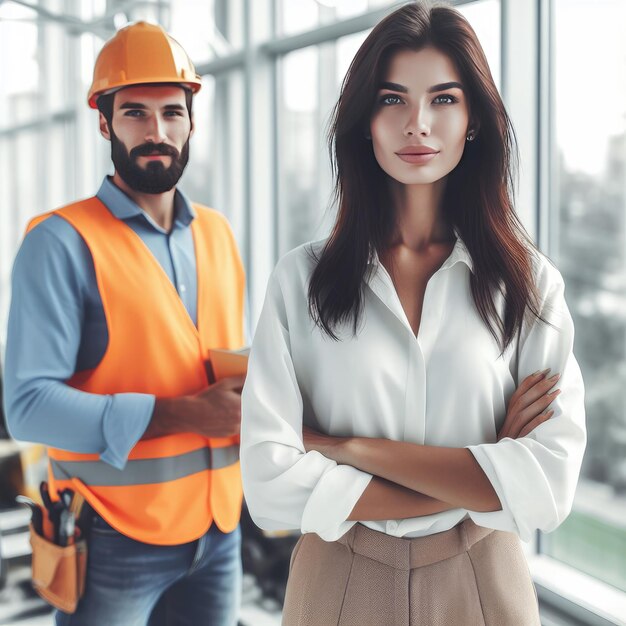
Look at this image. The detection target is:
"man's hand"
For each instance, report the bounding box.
[192,376,245,437]
[498,369,561,441]
[143,375,246,440]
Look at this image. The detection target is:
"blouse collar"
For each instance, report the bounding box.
[367,226,474,274]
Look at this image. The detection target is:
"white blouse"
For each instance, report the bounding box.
[240,233,587,543]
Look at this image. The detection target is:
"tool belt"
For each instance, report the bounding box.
[29,521,87,613]
[18,483,90,614]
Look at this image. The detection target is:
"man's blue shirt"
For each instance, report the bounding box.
[3,177,201,469]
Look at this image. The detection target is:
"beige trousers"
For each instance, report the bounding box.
[282,519,541,626]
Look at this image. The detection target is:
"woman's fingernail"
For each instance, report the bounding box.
[550,373,561,380]
[542,368,551,376]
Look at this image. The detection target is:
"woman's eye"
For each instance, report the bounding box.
[433,94,458,104]
[379,94,403,106]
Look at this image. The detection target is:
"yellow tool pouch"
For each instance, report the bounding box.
[29,523,87,614]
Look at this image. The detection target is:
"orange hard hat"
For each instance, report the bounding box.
[88,21,202,108]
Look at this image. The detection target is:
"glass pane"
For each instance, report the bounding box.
[334,0,369,20]
[181,76,217,204]
[15,130,39,229]
[181,73,246,248]
[457,0,501,94]
[0,3,39,109]
[542,0,626,593]
[276,32,371,256]
[169,0,243,63]
[278,0,397,36]
[279,0,319,35]
[47,123,69,211]
[277,45,321,255]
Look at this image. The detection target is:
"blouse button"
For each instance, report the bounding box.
[387,520,399,532]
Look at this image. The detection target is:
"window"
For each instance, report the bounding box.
[276,31,371,256]
[540,0,626,595]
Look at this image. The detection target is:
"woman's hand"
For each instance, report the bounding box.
[302,425,349,462]
[498,369,561,441]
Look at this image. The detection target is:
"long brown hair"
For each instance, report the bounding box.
[308,1,547,352]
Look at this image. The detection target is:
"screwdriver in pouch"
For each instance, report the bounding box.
[57,508,75,547]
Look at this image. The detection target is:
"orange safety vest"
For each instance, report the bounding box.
[26,196,245,545]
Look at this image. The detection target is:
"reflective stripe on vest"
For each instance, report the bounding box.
[50,445,239,487]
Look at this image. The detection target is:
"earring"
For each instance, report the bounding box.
[365,133,372,140]
[466,130,476,142]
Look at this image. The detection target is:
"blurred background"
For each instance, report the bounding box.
[0,0,625,624]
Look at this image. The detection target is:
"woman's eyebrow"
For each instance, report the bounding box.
[428,81,464,93]
[379,81,408,93]
[378,81,464,93]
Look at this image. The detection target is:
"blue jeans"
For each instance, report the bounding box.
[55,513,242,626]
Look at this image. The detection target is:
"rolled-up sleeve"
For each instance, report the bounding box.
[240,266,373,541]
[4,220,154,470]
[464,261,587,542]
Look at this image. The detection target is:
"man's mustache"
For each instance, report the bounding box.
[130,143,179,159]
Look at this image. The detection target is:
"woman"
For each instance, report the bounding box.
[240,2,586,624]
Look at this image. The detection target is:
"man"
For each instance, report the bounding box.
[4,21,246,625]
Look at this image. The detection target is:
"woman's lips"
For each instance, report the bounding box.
[396,152,439,164]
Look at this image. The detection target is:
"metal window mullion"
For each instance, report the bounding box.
[195,51,246,76]
[501,0,539,239]
[242,0,275,325]
[243,0,253,298]
[499,0,508,103]
[269,0,278,273]
[316,31,337,243]
[270,48,279,267]
[37,0,50,221]
[538,0,557,257]
[0,110,76,138]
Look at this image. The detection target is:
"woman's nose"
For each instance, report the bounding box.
[404,106,431,137]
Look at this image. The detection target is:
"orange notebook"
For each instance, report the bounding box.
[205,347,250,383]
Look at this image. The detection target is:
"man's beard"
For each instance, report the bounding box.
[110,129,190,194]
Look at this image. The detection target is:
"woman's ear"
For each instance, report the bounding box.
[470,118,481,137]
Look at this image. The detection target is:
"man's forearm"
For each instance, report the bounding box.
[347,476,458,521]
[338,438,501,513]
